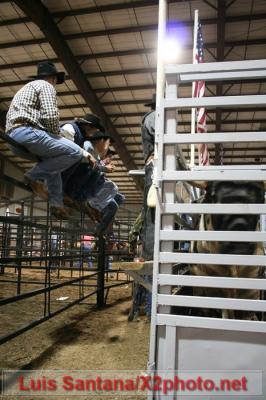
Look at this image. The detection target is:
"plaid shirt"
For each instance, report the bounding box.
[6,80,60,135]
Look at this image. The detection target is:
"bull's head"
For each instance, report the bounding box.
[203,181,265,254]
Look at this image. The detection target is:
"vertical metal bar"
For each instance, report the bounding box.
[0,161,5,270]
[16,201,24,295]
[153,0,167,180]
[215,0,226,165]
[118,221,121,242]
[44,202,50,316]
[0,206,10,275]
[97,237,105,308]
[80,212,85,299]
[190,9,198,167]
[70,227,74,279]
[148,0,167,388]
[57,219,62,279]
[156,77,177,388]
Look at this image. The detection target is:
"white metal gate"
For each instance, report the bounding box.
[148,3,266,398]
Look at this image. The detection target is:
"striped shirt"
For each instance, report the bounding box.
[6,80,60,135]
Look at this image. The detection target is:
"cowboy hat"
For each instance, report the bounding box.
[75,113,105,132]
[29,61,65,84]
[89,130,114,143]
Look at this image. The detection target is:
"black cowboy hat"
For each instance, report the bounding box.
[29,61,65,84]
[144,93,156,108]
[89,130,114,143]
[76,113,105,132]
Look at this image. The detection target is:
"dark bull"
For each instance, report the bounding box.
[191,181,265,320]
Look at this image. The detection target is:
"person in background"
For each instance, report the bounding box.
[130,93,157,320]
[61,121,125,236]
[106,237,115,278]
[80,235,94,268]
[85,131,125,237]
[50,233,60,269]
[129,210,144,260]
[61,115,106,206]
[61,113,105,145]
[5,61,94,219]
[141,93,156,261]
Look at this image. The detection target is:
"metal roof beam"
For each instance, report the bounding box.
[2,74,265,92]
[1,4,266,27]
[0,84,156,103]
[0,0,197,26]
[0,67,156,88]
[0,52,156,87]
[13,0,141,190]
[1,26,266,51]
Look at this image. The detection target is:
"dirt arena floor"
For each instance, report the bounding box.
[0,265,150,400]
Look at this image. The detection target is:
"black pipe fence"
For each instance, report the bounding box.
[0,196,136,345]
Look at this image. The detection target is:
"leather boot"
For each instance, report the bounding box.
[95,200,118,236]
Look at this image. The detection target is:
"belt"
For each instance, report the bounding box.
[8,122,37,133]
[12,122,35,128]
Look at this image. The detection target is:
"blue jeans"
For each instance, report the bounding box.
[9,126,82,207]
[89,179,119,212]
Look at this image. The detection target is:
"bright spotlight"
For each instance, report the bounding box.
[162,37,182,63]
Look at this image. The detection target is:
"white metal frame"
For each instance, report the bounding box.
[148,1,266,397]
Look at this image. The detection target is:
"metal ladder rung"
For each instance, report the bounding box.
[161,203,266,215]
[158,275,266,290]
[163,132,266,144]
[164,59,266,75]
[158,294,266,312]
[160,230,266,242]
[176,70,266,83]
[161,170,266,181]
[157,314,266,333]
[162,95,266,109]
[159,252,266,266]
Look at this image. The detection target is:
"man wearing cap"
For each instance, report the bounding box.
[5,61,94,219]
[62,128,124,235]
[61,113,105,147]
[61,118,110,204]
[85,131,125,236]
[133,93,156,320]
[141,93,156,261]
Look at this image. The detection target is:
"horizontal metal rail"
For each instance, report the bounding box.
[161,203,266,214]
[158,275,266,290]
[162,95,266,109]
[163,132,266,144]
[158,294,266,312]
[165,59,266,75]
[178,70,266,82]
[161,169,266,181]
[160,230,266,242]
[128,169,145,176]
[0,255,81,263]
[0,273,97,306]
[0,279,99,288]
[159,252,266,266]
[157,314,266,333]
